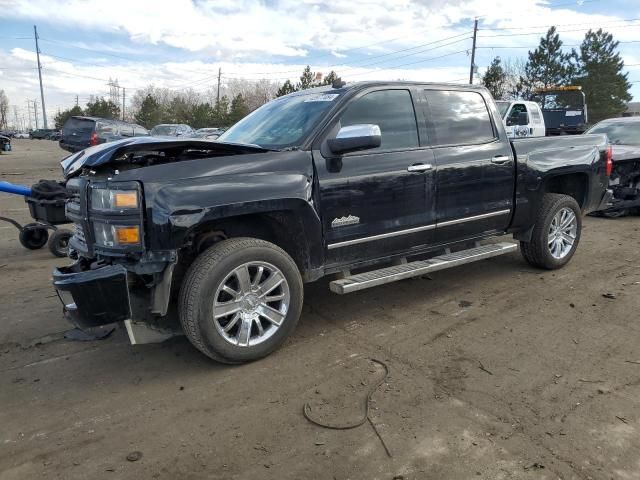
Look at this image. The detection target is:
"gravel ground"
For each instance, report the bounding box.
[1,139,639,480]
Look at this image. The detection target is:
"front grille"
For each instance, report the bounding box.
[73,222,87,246]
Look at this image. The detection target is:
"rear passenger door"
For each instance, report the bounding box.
[423,89,514,244]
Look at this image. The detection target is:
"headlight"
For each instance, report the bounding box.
[91,187,139,211]
[94,222,141,247]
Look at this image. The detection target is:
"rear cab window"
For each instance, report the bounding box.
[423,90,496,146]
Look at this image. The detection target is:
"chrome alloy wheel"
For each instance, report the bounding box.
[548,207,578,260]
[212,261,290,347]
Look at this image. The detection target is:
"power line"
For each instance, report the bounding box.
[342,50,470,78]
[478,23,640,38]
[480,17,640,31]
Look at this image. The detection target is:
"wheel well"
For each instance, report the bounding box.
[543,174,588,209]
[184,212,312,274]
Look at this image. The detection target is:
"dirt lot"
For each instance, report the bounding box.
[1,138,639,480]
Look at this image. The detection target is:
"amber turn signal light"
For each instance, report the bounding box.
[114,192,138,209]
[115,226,140,245]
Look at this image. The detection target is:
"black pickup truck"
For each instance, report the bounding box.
[53,81,612,363]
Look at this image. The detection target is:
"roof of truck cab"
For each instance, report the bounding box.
[284,81,489,97]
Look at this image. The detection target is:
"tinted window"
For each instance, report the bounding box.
[339,89,419,150]
[507,103,527,126]
[424,90,495,146]
[63,118,94,135]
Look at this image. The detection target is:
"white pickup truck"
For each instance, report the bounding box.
[496,100,546,138]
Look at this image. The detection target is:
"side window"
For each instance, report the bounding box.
[339,89,419,151]
[119,125,134,137]
[96,122,117,136]
[530,105,542,124]
[507,103,527,126]
[424,90,496,146]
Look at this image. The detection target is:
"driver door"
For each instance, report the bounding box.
[313,88,437,266]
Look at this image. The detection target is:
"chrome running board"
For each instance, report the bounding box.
[329,242,518,294]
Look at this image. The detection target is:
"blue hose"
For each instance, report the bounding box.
[0,181,32,197]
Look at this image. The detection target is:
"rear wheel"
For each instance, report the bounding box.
[19,224,49,250]
[179,238,303,363]
[520,194,582,270]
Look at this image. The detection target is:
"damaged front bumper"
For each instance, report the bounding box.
[52,259,179,344]
[53,261,131,329]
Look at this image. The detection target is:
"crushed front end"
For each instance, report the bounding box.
[53,176,179,343]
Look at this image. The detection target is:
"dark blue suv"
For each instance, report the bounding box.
[60,116,149,153]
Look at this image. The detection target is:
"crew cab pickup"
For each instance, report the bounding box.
[53,81,612,363]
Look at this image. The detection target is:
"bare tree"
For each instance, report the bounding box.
[0,90,8,129]
[501,58,528,100]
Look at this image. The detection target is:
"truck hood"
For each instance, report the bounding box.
[60,137,270,179]
[612,144,640,163]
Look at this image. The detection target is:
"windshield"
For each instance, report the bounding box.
[218,91,342,149]
[587,121,640,145]
[496,101,510,118]
[151,125,178,136]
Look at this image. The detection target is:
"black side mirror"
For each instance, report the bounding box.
[327,124,382,155]
[517,111,529,126]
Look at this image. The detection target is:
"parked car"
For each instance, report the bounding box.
[14,132,30,139]
[59,116,149,153]
[30,129,58,140]
[150,124,195,137]
[496,100,546,138]
[586,116,640,217]
[193,128,224,140]
[0,134,11,152]
[54,81,610,364]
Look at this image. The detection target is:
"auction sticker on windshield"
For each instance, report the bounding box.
[304,94,340,102]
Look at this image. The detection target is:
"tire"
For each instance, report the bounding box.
[47,228,72,257]
[19,224,49,250]
[179,238,304,363]
[520,193,582,270]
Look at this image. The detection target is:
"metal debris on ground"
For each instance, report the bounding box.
[302,358,392,457]
[602,293,617,299]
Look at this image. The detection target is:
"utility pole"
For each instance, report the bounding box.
[33,100,39,129]
[25,101,32,130]
[34,25,48,128]
[122,87,126,121]
[469,18,478,85]
[75,95,79,107]
[13,106,19,131]
[216,67,222,105]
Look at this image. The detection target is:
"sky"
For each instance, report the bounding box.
[1,0,639,129]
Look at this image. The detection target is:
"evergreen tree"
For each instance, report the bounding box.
[575,29,632,122]
[213,96,230,126]
[84,97,120,119]
[228,94,250,125]
[298,65,315,90]
[276,79,297,97]
[322,70,339,86]
[521,27,574,95]
[482,57,508,99]
[134,94,164,129]
[54,105,83,129]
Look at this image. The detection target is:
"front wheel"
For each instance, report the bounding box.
[520,194,582,270]
[179,238,303,363]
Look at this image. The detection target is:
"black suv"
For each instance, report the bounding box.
[59,116,149,153]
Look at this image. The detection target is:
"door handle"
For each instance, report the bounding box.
[407,163,433,172]
[491,155,511,164]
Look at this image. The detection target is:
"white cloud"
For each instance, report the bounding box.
[1,0,639,126]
